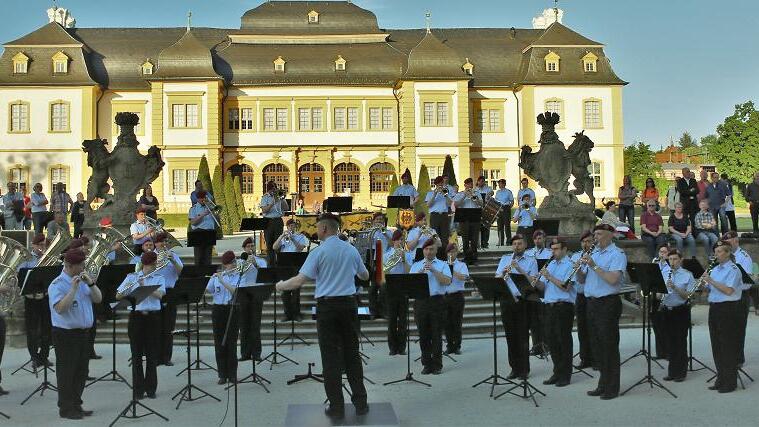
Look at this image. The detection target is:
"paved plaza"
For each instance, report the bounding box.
[0,305,757,426]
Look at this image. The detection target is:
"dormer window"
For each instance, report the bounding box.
[544,51,560,72]
[308,10,319,24]
[52,51,69,74]
[141,61,154,75]
[462,58,474,76]
[274,56,286,73]
[335,55,346,71]
[582,51,598,73]
[12,52,29,74]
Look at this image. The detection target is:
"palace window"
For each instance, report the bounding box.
[229,164,255,194]
[369,107,394,130]
[544,99,564,127]
[52,51,69,74]
[333,162,360,193]
[335,55,346,71]
[308,10,319,23]
[582,52,598,73]
[333,107,359,130]
[171,103,200,128]
[8,167,27,194]
[141,61,154,75]
[369,162,395,193]
[479,169,501,189]
[583,99,602,129]
[228,107,253,130]
[50,102,70,132]
[298,107,323,130]
[274,56,286,73]
[544,51,560,72]
[12,52,29,74]
[9,102,30,133]
[422,102,449,127]
[262,163,290,193]
[263,108,288,131]
[172,169,198,194]
[50,167,68,194]
[588,162,602,189]
[476,109,501,133]
[276,108,288,130]
[299,163,324,194]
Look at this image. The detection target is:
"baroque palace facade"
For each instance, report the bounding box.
[0,2,625,214]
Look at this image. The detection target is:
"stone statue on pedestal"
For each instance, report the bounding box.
[82,112,164,234]
[518,112,597,235]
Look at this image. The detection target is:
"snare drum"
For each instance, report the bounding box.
[481,199,503,227]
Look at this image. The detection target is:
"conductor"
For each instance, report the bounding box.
[276,213,369,419]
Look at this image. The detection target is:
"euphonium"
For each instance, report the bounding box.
[145,216,182,249]
[383,247,405,272]
[37,230,71,267]
[0,237,33,314]
[84,233,122,280]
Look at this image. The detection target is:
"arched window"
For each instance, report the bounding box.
[262,163,289,193]
[229,164,255,194]
[369,162,394,193]
[333,162,360,193]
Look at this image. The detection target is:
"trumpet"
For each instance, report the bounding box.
[686,258,719,300]
[563,244,596,287]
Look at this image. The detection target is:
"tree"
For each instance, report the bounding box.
[705,101,759,185]
[386,173,399,226]
[197,155,212,196]
[224,171,240,232]
[415,165,431,221]
[233,176,247,220]
[677,131,698,149]
[442,155,457,187]
[211,165,230,234]
[623,142,663,189]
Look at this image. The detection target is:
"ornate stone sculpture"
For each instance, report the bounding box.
[82,112,164,232]
[518,112,596,235]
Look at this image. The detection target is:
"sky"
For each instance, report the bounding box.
[5,0,759,149]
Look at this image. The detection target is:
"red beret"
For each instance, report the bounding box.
[154,232,167,243]
[722,231,739,240]
[401,169,411,179]
[580,230,594,241]
[67,239,84,250]
[415,212,426,222]
[135,207,146,214]
[433,176,444,185]
[391,229,403,241]
[99,216,112,227]
[140,251,157,266]
[242,237,254,247]
[422,239,436,249]
[221,250,236,265]
[594,224,615,233]
[196,190,207,199]
[446,243,457,253]
[64,249,86,265]
[32,234,45,245]
[533,229,545,238]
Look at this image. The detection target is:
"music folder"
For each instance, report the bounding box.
[454,208,482,223]
[324,197,352,213]
[110,285,160,311]
[387,196,411,209]
[187,228,216,247]
[533,219,560,237]
[241,217,269,231]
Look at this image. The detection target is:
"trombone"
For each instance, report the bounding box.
[203,199,222,228]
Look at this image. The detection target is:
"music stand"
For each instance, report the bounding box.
[324,197,352,213]
[493,274,546,406]
[355,276,375,349]
[240,217,269,232]
[387,196,411,209]
[383,273,432,388]
[18,266,61,405]
[680,259,715,375]
[13,267,60,378]
[621,262,664,369]
[86,264,136,389]
[276,253,309,350]
[186,229,216,247]
[620,263,677,398]
[168,278,220,410]
[176,265,218,376]
[533,220,560,237]
[453,208,482,224]
[471,277,515,397]
[109,285,169,427]
[233,283,275,393]
[258,267,298,369]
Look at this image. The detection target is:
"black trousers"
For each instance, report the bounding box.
[661,305,690,379]
[367,282,383,319]
[527,300,545,351]
[281,289,302,320]
[429,212,450,253]
[480,221,490,247]
[211,305,238,380]
[500,298,530,376]
[709,301,742,392]
[587,296,621,396]
[684,203,698,229]
[650,298,669,359]
[725,210,737,232]
[316,297,367,408]
[575,293,593,366]
[24,297,51,362]
[384,291,408,354]
[238,290,264,360]
[546,302,574,382]
[443,292,465,353]
[128,312,160,396]
[496,208,512,245]
[264,218,284,266]
[193,244,213,266]
[414,296,444,370]
[738,292,750,365]
[160,302,177,364]
[0,316,5,385]
[88,305,97,357]
[52,327,90,413]
[751,202,759,233]
[458,220,480,262]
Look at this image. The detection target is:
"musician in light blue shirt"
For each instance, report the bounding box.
[189,190,217,266]
[721,230,752,366]
[406,212,440,253]
[702,241,743,393]
[494,179,514,245]
[154,233,183,365]
[652,244,671,359]
[525,230,551,259]
[383,230,413,356]
[517,178,536,207]
[572,230,594,369]
[425,176,453,256]
[535,239,575,386]
[129,208,155,251]
[273,218,309,321]
[276,213,369,416]
[443,243,468,355]
[512,194,537,246]
[658,249,694,381]
[238,237,269,362]
[392,169,419,206]
[207,251,242,384]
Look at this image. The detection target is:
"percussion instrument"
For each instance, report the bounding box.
[398,208,415,229]
[481,198,504,227]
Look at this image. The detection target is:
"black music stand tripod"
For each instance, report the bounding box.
[18,266,61,405]
[277,253,310,350]
[175,265,218,377]
[620,264,664,370]
[232,281,275,393]
[383,273,431,388]
[678,259,715,375]
[259,266,298,369]
[621,263,676,398]
[86,264,135,390]
[493,274,546,406]
[471,277,515,396]
[109,285,169,427]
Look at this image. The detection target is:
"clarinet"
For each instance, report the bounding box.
[658,269,674,312]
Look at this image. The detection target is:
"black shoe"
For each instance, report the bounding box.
[355,403,370,416]
[89,354,103,360]
[421,366,433,375]
[577,361,592,369]
[555,380,570,387]
[708,385,719,391]
[295,314,304,321]
[453,349,462,355]
[529,347,540,356]
[518,372,529,380]
[389,350,397,356]
[60,410,83,420]
[217,378,227,385]
[281,317,292,323]
[164,361,174,367]
[663,376,674,381]
[718,388,736,394]
[146,392,156,399]
[587,388,603,396]
[0,386,8,396]
[324,405,345,419]
[543,376,558,385]
[673,377,685,383]
[432,368,442,375]
[600,393,618,400]
[398,350,406,355]
[76,407,93,417]
[253,355,263,362]
[86,376,95,381]
[507,371,518,380]
[238,356,251,362]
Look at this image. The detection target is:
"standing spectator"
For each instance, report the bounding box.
[676,168,699,226]
[517,177,536,207]
[138,185,160,221]
[664,180,680,215]
[494,179,514,245]
[617,175,637,233]
[70,193,86,238]
[694,200,719,257]
[641,178,660,212]
[2,182,24,230]
[51,182,73,215]
[190,180,214,206]
[667,202,696,258]
[696,169,709,202]
[640,200,666,258]
[705,172,728,234]
[745,172,759,235]
[29,183,50,234]
[46,212,71,238]
[720,173,737,232]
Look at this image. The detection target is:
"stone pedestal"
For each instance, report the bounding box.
[537,200,597,237]
[4,303,27,348]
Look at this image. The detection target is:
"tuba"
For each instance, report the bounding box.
[0,237,33,314]
[37,230,72,267]
[84,231,124,280]
[145,217,182,249]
